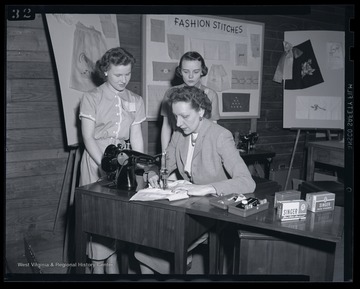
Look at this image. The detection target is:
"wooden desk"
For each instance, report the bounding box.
[306,141,344,181]
[74,181,343,280]
[186,195,344,281]
[240,149,276,179]
[74,182,215,274]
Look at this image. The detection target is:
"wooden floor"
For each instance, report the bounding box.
[5,229,345,281]
[6,230,69,275]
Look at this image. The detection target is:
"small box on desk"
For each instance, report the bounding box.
[299,181,344,207]
[306,191,335,212]
[277,200,308,221]
[274,190,301,208]
[209,193,246,210]
[228,198,269,217]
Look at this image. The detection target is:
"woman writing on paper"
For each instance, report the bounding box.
[135,86,255,274]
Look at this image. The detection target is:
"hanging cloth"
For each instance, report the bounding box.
[273,41,303,83]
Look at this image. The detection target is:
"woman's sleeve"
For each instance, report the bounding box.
[164,130,180,175]
[211,130,256,195]
[79,92,96,122]
[206,88,220,121]
[133,95,146,125]
[160,88,173,117]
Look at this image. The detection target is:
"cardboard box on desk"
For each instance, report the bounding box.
[274,190,301,208]
[209,193,246,210]
[306,191,335,213]
[277,200,308,221]
[228,200,269,217]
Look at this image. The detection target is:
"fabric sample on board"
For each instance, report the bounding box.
[206,64,231,92]
[152,61,178,81]
[285,39,324,90]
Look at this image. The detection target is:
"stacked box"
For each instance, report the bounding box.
[274,190,301,208]
[277,200,308,221]
[306,191,335,212]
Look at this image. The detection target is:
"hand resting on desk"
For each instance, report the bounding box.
[130,180,192,202]
[173,183,217,196]
[146,173,217,196]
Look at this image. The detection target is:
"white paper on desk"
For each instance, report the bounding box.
[129,180,192,202]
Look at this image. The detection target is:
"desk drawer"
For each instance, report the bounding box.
[312,147,344,167]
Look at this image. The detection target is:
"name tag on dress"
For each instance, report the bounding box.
[122,101,136,112]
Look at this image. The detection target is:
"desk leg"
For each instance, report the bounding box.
[75,191,87,274]
[306,146,315,181]
[174,212,188,274]
[117,241,129,274]
[265,157,273,180]
[209,223,219,274]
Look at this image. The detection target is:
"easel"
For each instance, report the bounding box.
[52,145,82,263]
[284,129,333,190]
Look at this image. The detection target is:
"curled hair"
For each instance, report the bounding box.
[94,47,136,83]
[168,86,212,119]
[175,51,208,78]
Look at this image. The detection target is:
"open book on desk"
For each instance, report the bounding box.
[129,180,191,202]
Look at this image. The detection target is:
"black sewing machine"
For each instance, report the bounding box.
[101,144,159,191]
[237,132,259,154]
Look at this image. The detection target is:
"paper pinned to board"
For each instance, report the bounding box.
[129,180,192,202]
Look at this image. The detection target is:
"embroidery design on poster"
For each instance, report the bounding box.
[285,39,324,90]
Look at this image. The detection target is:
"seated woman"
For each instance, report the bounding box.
[135,86,256,274]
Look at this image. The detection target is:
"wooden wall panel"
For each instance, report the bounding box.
[6,61,54,79]
[6,158,68,179]
[6,174,64,200]
[6,129,65,152]
[8,79,58,102]
[7,111,62,130]
[7,27,49,51]
[7,101,59,114]
[6,13,69,249]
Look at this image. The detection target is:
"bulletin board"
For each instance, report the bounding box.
[283,30,345,129]
[142,14,264,120]
[45,14,120,146]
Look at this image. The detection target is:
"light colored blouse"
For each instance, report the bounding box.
[78,82,146,186]
[79,82,146,144]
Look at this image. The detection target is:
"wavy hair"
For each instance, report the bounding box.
[94,47,136,83]
[168,86,212,119]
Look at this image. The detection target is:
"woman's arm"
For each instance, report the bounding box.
[161,116,172,151]
[213,130,256,195]
[81,117,103,166]
[130,123,144,153]
[210,91,220,121]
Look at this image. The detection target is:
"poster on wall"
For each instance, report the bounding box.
[282,30,345,129]
[45,14,120,147]
[142,15,264,120]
